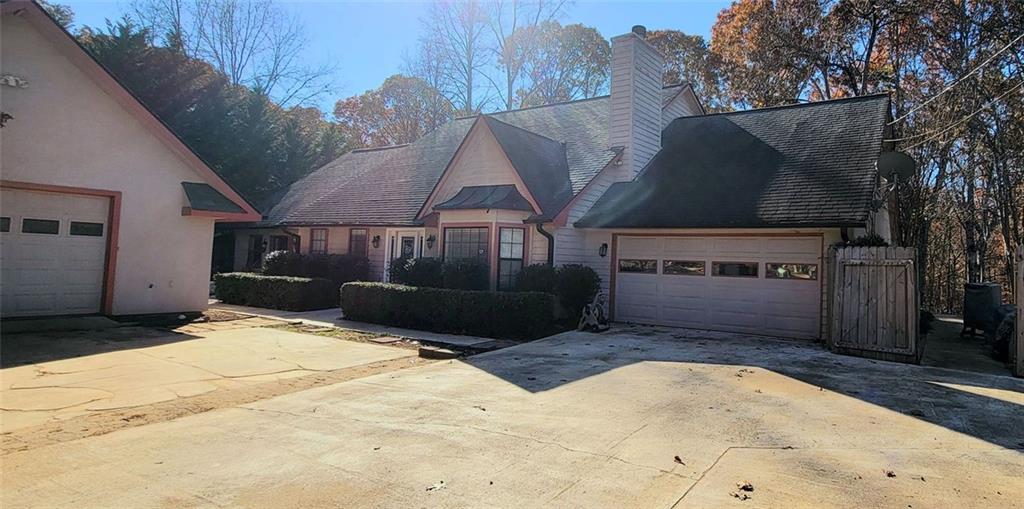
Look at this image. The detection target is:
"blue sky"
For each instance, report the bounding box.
[64,0,730,112]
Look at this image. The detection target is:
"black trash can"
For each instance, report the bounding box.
[962,282,1001,337]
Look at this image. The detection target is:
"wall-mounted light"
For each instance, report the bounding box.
[426,234,436,249]
[371,235,381,249]
[598,243,608,258]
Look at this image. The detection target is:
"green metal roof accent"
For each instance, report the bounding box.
[182,182,245,213]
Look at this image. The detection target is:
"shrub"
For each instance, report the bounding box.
[304,254,370,286]
[442,260,490,290]
[389,257,444,287]
[835,233,890,248]
[554,264,602,320]
[214,273,337,311]
[341,282,558,340]
[515,264,556,293]
[262,250,304,276]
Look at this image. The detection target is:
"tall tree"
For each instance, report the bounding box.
[646,29,728,111]
[414,0,491,114]
[514,21,610,106]
[486,0,566,110]
[334,74,454,147]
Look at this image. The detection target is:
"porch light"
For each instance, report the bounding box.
[371,235,381,248]
[426,234,436,249]
[599,243,608,258]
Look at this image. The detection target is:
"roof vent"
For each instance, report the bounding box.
[631,25,647,38]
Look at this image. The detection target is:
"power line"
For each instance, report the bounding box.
[887,32,1024,126]
[886,79,1024,150]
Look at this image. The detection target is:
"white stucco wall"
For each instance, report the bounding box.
[1,14,219,314]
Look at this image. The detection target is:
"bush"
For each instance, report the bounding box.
[389,257,444,287]
[515,264,556,293]
[341,282,558,340]
[442,260,489,290]
[263,252,370,287]
[214,273,337,311]
[554,264,601,320]
[262,250,304,276]
[835,233,890,248]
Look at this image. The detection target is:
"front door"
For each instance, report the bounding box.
[400,236,416,260]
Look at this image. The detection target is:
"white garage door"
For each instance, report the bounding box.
[1,188,110,317]
[615,236,822,339]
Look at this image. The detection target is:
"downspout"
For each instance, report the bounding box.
[535,223,555,267]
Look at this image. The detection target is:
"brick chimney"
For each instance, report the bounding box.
[608,25,664,180]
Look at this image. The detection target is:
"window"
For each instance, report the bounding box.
[663,260,705,276]
[618,259,657,274]
[22,218,59,235]
[310,228,328,255]
[349,228,368,256]
[69,221,104,237]
[269,235,290,252]
[0,217,9,233]
[766,263,818,280]
[444,227,488,263]
[712,261,759,277]
[246,234,265,268]
[498,228,525,290]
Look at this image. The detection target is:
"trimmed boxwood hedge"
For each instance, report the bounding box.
[341,282,558,340]
[214,272,337,311]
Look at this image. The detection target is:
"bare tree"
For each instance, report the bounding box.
[415,0,491,115]
[132,0,334,106]
[486,0,566,110]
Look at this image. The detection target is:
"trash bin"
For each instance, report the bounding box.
[962,282,1001,337]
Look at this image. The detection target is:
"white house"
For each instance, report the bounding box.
[1,0,260,317]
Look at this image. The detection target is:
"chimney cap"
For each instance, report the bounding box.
[631,25,647,38]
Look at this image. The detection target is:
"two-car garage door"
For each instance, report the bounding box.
[1,188,110,317]
[615,235,822,339]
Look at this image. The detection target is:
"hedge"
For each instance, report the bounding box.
[515,263,601,321]
[262,251,370,286]
[214,273,337,311]
[341,282,558,340]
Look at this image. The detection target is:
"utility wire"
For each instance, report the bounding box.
[887,32,1024,126]
[887,79,1023,150]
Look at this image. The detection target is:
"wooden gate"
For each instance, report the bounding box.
[1014,245,1023,377]
[829,247,920,363]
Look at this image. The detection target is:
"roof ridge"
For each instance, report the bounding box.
[454,83,689,120]
[351,144,410,153]
[692,93,890,118]
[482,115,565,146]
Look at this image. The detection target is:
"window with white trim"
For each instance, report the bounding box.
[498,227,524,290]
[310,228,328,255]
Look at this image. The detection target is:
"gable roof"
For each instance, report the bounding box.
[260,85,692,227]
[575,94,891,229]
[478,116,572,217]
[2,0,259,221]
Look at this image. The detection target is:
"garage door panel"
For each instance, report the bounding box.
[1,188,110,317]
[615,235,821,339]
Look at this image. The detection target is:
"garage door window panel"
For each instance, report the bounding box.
[0,217,9,233]
[22,218,59,235]
[663,260,705,276]
[766,263,818,280]
[712,261,758,278]
[619,259,657,274]
[69,221,104,237]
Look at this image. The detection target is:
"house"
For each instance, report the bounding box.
[0,0,260,318]
[220,25,894,340]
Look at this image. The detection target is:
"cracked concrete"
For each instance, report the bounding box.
[1,324,415,432]
[2,327,1023,508]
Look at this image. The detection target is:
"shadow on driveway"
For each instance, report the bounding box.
[463,324,1024,450]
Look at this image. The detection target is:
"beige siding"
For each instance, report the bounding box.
[661,88,704,129]
[422,124,531,214]
[1,15,217,314]
[609,33,664,180]
[292,226,387,281]
[530,226,549,265]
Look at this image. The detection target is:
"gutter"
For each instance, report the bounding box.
[535,223,555,266]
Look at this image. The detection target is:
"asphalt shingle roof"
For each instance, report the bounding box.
[481,116,572,217]
[575,94,891,228]
[259,85,697,227]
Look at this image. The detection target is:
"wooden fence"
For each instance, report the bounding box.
[828,247,921,363]
[1014,245,1023,377]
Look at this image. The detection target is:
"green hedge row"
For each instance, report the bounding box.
[214,272,337,311]
[341,282,558,340]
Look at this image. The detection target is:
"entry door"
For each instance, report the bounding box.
[615,236,822,339]
[1,188,110,317]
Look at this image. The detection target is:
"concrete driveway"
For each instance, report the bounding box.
[3,326,1023,508]
[1,318,420,452]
